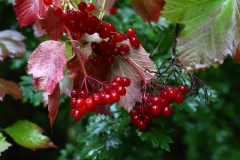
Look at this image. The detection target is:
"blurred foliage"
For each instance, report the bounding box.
[1,0,240,160]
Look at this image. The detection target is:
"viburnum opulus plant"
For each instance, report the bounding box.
[9,0,240,158]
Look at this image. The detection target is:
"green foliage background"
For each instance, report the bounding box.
[1,0,240,160]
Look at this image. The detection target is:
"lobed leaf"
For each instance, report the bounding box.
[0,132,11,156]
[14,0,48,27]
[5,120,57,150]
[0,78,22,101]
[130,0,165,22]
[41,7,63,40]
[162,0,240,72]
[28,40,66,95]
[108,40,156,111]
[0,30,26,61]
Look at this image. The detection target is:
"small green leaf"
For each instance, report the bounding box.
[5,120,57,150]
[0,132,11,156]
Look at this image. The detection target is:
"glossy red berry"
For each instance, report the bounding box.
[129,109,137,117]
[92,93,103,104]
[137,120,147,131]
[126,28,136,37]
[175,93,184,103]
[113,33,124,42]
[117,86,126,95]
[103,93,113,104]
[162,106,172,117]
[178,85,188,94]
[151,105,161,118]
[78,2,87,11]
[86,3,95,12]
[71,90,77,98]
[52,7,62,16]
[111,90,120,102]
[129,36,140,47]
[122,77,131,87]
[75,98,85,109]
[131,115,140,125]
[70,98,76,108]
[119,44,130,53]
[110,7,117,14]
[71,109,83,121]
[85,97,96,109]
[43,0,52,5]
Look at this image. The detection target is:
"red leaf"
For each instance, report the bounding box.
[108,40,155,111]
[233,43,240,63]
[0,78,22,101]
[41,7,63,40]
[130,0,165,22]
[28,40,66,95]
[95,105,112,117]
[0,30,26,61]
[33,20,46,37]
[14,0,48,27]
[48,83,60,127]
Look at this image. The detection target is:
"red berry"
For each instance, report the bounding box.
[137,120,147,131]
[126,28,136,37]
[117,86,126,95]
[105,55,115,64]
[143,115,152,123]
[80,90,88,98]
[131,115,140,125]
[110,90,120,102]
[78,2,87,11]
[178,85,188,94]
[86,3,95,12]
[85,97,96,109]
[75,98,85,109]
[112,47,121,55]
[62,25,67,33]
[103,93,113,104]
[79,105,88,114]
[105,23,116,32]
[92,92,103,104]
[110,7,117,14]
[70,98,76,108]
[129,36,140,47]
[129,109,137,117]
[71,90,77,98]
[122,77,131,87]
[43,0,52,5]
[110,81,121,90]
[119,44,130,53]
[162,106,172,117]
[151,105,161,118]
[71,109,82,120]
[52,7,62,17]
[113,76,124,85]
[113,33,124,42]
[175,93,184,103]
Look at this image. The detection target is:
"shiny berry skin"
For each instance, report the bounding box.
[103,93,113,104]
[92,93,103,104]
[151,105,161,118]
[131,115,140,125]
[129,36,140,47]
[70,98,76,108]
[119,44,130,53]
[126,28,136,37]
[52,7,62,16]
[122,77,130,86]
[85,97,96,109]
[71,90,77,98]
[129,109,137,117]
[86,3,95,12]
[137,120,147,131]
[43,0,52,5]
[175,93,184,103]
[79,105,88,114]
[162,106,172,117]
[111,90,120,102]
[113,33,124,42]
[117,86,126,95]
[71,109,82,121]
[75,98,85,109]
[178,85,188,94]
[78,2,87,11]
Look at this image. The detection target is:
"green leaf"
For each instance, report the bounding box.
[138,125,173,151]
[0,132,11,156]
[5,120,57,150]
[76,105,130,159]
[162,0,240,72]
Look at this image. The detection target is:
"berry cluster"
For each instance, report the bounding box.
[69,76,131,120]
[130,84,188,130]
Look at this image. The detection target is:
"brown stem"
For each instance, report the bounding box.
[120,54,147,84]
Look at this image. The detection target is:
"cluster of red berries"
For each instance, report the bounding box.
[69,76,131,120]
[130,84,188,130]
[43,0,140,66]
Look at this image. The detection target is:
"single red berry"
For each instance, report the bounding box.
[151,105,161,118]
[80,89,88,98]
[178,85,188,94]
[126,28,136,37]
[103,93,113,104]
[43,0,52,5]
[110,7,117,14]
[131,115,140,125]
[105,23,116,32]
[71,109,83,121]
[143,115,152,123]
[99,28,110,39]
[62,25,67,33]
[52,7,62,17]
[105,55,115,64]
[137,120,147,131]
[102,84,112,93]
[122,77,131,87]
[86,3,95,12]
[79,105,88,114]
[70,98,76,108]
[129,36,140,47]
[110,90,120,102]
[85,97,96,109]
[135,105,143,115]
[110,81,121,90]
[129,109,137,118]
[75,98,85,109]
[99,40,107,51]
[113,33,124,42]
[119,44,130,53]
[113,76,124,85]
[78,2,87,11]
[162,106,172,117]
[71,90,77,98]
[175,93,184,103]
[113,47,121,55]
[117,86,126,96]
[92,92,103,104]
